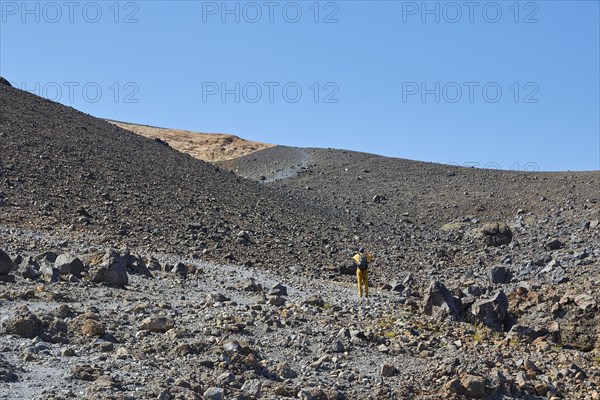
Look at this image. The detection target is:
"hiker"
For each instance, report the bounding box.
[352,247,373,297]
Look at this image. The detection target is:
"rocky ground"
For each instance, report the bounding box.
[1,79,599,399]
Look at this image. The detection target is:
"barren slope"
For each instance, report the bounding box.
[219,146,600,228]
[108,120,273,162]
[0,84,355,270]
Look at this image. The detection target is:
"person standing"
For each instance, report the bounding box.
[352,247,373,298]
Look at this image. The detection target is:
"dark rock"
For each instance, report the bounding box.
[154,137,170,146]
[489,266,512,284]
[171,262,187,279]
[0,77,11,87]
[555,308,599,352]
[124,253,153,277]
[0,274,15,283]
[88,249,128,287]
[21,266,41,280]
[146,257,161,271]
[508,324,548,342]
[238,278,262,292]
[237,230,250,243]
[544,238,562,251]
[39,315,68,344]
[302,294,325,307]
[339,263,357,275]
[270,283,288,296]
[422,281,459,321]
[331,340,345,353]
[469,291,511,331]
[208,293,231,303]
[380,364,397,377]
[462,285,483,297]
[41,265,61,283]
[268,295,286,306]
[54,253,84,278]
[481,223,513,246]
[0,355,18,382]
[390,283,404,293]
[34,251,58,264]
[0,249,15,275]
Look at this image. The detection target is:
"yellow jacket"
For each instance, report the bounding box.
[353,252,373,266]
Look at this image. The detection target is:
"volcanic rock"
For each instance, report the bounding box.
[423,281,459,321]
[0,249,15,275]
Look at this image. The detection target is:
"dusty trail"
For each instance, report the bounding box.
[222,147,314,183]
[0,224,436,400]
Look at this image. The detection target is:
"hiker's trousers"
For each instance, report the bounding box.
[356,268,368,297]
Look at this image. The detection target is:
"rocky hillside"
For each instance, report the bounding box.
[0,80,599,399]
[220,146,600,284]
[107,121,272,162]
[219,146,600,227]
[0,83,360,271]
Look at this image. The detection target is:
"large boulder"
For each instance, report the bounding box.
[552,295,599,352]
[470,291,512,331]
[481,223,513,247]
[88,249,128,287]
[123,252,153,278]
[3,306,42,339]
[0,250,15,275]
[54,253,85,278]
[423,281,459,321]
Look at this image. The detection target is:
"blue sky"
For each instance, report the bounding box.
[1,0,599,171]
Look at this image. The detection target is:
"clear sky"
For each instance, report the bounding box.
[1,1,599,171]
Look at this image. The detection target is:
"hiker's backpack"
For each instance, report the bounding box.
[358,254,368,270]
